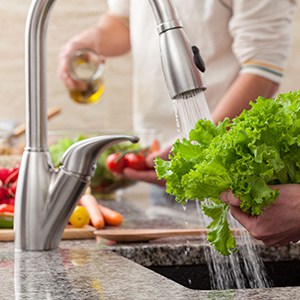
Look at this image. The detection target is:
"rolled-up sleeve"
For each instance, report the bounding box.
[107,0,130,27]
[229,0,297,83]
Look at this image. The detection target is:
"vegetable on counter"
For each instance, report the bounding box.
[98,203,123,227]
[69,205,91,228]
[0,204,14,213]
[0,212,14,229]
[155,90,300,255]
[79,193,123,228]
[80,194,105,229]
[0,165,19,228]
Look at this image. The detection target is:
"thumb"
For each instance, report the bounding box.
[220,190,241,206]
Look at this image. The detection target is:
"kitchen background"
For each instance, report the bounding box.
[0,0,300,132]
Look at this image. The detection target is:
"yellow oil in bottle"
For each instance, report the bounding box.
[70,78,105,104]
[69,49,105,104]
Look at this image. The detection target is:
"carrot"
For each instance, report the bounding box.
[149,139,160,153]
[80,194,105,229]
[98,204,123,227]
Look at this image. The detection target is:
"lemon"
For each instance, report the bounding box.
[69,205,90,228]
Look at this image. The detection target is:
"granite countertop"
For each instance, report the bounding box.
[1,196,300,299]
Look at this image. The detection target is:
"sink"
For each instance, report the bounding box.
[147,260,300,290]
[111,238,300,291]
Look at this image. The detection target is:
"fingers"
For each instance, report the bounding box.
[145,153,156,168]
[58,39,90,90]
[146,145,172,168]
[229,205,252,228]
[220,190,241,206]
[122,168,166,187]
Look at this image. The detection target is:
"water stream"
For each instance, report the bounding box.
[172,93,271,289]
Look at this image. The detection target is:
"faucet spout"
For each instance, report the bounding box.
[14,0,139,251]
[149,0,206,99]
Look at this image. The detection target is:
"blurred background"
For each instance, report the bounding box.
[0,0,299,131]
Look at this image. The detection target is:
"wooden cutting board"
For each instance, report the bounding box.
[0,225,96,242]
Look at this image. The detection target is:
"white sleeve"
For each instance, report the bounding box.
[107,0,130,18]
[229,0,297,83]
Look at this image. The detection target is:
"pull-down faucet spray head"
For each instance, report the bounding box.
[149,0,206,100]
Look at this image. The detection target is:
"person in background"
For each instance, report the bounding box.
[58,0,296,195]
[220,184,300,246]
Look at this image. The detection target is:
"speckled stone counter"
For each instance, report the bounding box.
[1,240,300,300]
[1,199,300,299]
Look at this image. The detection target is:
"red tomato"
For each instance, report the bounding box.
[6,167,19,184]
[0,168,10,185]
[106,153,126,174]
[0,203,14,213]
[7,181,17,198]
[0,187,7,200]
[124,153,147,170]
[6,198,15,206]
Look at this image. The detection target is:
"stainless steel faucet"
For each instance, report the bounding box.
[149,0,206,99]
[14,0,138,251]
[14,0,206,251]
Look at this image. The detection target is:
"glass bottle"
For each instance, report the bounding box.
[68,48,105,104]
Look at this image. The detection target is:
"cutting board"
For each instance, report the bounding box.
[0,225,96,242]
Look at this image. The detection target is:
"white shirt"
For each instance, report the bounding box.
[108,0,296,143]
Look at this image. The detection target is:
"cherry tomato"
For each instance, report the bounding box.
[124,153,147,170]
[106,153,126,174]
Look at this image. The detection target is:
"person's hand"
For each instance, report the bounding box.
[58,27,103,91]
[122,145,172,186]
[220,184,300,246]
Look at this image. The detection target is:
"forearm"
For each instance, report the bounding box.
[94,14,131,56]
[212,73,279,123]
[64,14,131,57]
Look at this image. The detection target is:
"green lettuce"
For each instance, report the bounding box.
[155,90,300,255]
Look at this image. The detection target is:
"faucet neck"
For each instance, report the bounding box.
[148,0,182,34]
[25,0,57,151]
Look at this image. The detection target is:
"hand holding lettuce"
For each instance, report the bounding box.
[155,90,300,255]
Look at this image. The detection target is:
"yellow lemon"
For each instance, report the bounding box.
[69,205,90,228]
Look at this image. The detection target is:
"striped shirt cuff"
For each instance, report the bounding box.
[240,60,284,83]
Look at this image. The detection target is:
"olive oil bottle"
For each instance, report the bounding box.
[68,49,105,104]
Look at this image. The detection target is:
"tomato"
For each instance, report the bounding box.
[106,153,126,174]
[0,204,14,213]
[0,168,10,185]
[0,187,7,200]
[69,205,90,228]
[6,167,19,184]
[7,181,17,198]
[124,153,147,170]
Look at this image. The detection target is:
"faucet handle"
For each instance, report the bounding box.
[61,135,139,177]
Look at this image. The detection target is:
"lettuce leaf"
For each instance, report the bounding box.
[155,90,300,255]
